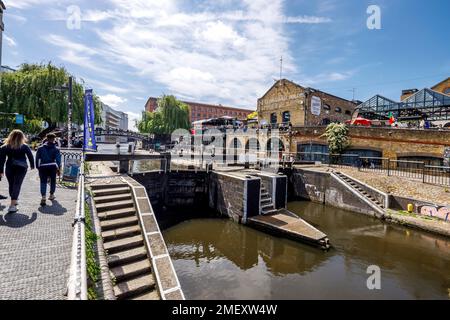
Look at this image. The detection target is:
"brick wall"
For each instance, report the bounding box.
[289,126,450,160]
[145,97,253,122]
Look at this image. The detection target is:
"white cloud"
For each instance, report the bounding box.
[5,0,65,9]
[4,34,17,47]
[99,94,127,108]
[83,0,320,107]
[44,34,117,77]
[7,14,28,24]
[299,71,355,86]
[40,1,335,109]
[88,79,130,94]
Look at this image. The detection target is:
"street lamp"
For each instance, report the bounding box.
[52,76,73,147]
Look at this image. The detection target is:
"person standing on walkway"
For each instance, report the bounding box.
[36,133,61,207]
[0,130,35,213]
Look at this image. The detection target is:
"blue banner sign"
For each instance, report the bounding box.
[83,89,97,152]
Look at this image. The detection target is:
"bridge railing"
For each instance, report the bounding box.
[67,154,88,300]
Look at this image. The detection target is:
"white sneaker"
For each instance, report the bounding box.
[49,194,56,201]
[8,205,17,213]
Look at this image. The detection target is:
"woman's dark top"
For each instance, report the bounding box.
[0,144,35,174]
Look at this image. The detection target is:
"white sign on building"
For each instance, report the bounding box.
[311,96,322,116]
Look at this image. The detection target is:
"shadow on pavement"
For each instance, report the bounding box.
[38,200,68,216]
[0,212,38,228]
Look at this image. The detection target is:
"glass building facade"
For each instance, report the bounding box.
[358,89,450,121]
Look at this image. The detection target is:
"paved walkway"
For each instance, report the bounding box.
[0,169,76,300]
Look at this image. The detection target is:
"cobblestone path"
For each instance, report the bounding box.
[0,169,76,300]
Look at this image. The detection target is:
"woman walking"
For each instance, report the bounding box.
[0,130,35,213]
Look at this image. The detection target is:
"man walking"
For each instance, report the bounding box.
[36,133,61,206]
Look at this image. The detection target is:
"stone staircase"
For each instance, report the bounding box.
[91,183,160,300]
[260,185,277,215]
[334,171,385,212]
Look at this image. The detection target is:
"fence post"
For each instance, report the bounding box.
[422,163,426,184]
[387,160,390,176]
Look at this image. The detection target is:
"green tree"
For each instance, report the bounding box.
[137,95,190,134]
[0,63,102,128]
[321,123,350,154]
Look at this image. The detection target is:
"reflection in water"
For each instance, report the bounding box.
[163,201,450,300]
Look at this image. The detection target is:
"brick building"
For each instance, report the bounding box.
[257,79,357,127]
[145,97,253,123]
[431,77,450,95]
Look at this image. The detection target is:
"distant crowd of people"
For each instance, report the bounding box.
[0,130,62,213]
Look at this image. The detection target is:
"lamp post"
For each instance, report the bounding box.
[53,76,73,147]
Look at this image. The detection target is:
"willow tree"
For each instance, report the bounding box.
[137,95,190,134]
[0,63,102,127]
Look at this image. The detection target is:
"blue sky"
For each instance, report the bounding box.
[3,0,450,130]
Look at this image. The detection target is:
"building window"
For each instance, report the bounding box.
[270,113,277,124]
[323,104,331,111]
[345,110,351,116]
[282,111,290,124]
[335,107,342,113]
[445,88,450,95]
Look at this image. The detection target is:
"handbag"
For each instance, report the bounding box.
[12,158,28,169]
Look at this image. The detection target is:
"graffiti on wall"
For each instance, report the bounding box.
[418,205,450,222]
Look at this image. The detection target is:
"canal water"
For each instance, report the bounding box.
[163,201,450,300]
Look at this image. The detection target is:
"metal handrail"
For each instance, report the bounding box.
[67,154,87,300]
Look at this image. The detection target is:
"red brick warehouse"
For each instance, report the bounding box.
[145,97,254,123]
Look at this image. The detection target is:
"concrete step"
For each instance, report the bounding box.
[111,259,152,283]
[91,183,128,191]
[114,273,156,300]
[102,225,141,242]
[100,216,139,232]
[261,197,272,204]
[261,192,270,198]
[108,247,148,268]
[130,290,160,300]
[94,193,132,204]
[262,208,278,216]
[93,187,130,197]
[261,203,274,210]
[98,207,136,221]
[96,200,135,213]
[104,235,144,254]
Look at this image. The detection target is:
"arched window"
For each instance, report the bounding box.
[345,110,351,116]
[323,104,331,111]
[321,118,331,125]
[282,111,290,124]
[270,113,277,124]
[335,107,342,113]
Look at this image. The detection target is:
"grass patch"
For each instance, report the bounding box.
[85,201,100,300]
[389,210,439,222]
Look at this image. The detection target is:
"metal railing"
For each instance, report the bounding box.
[67,154,87,300]
[293,152,450,187]
[424,165,450,186]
